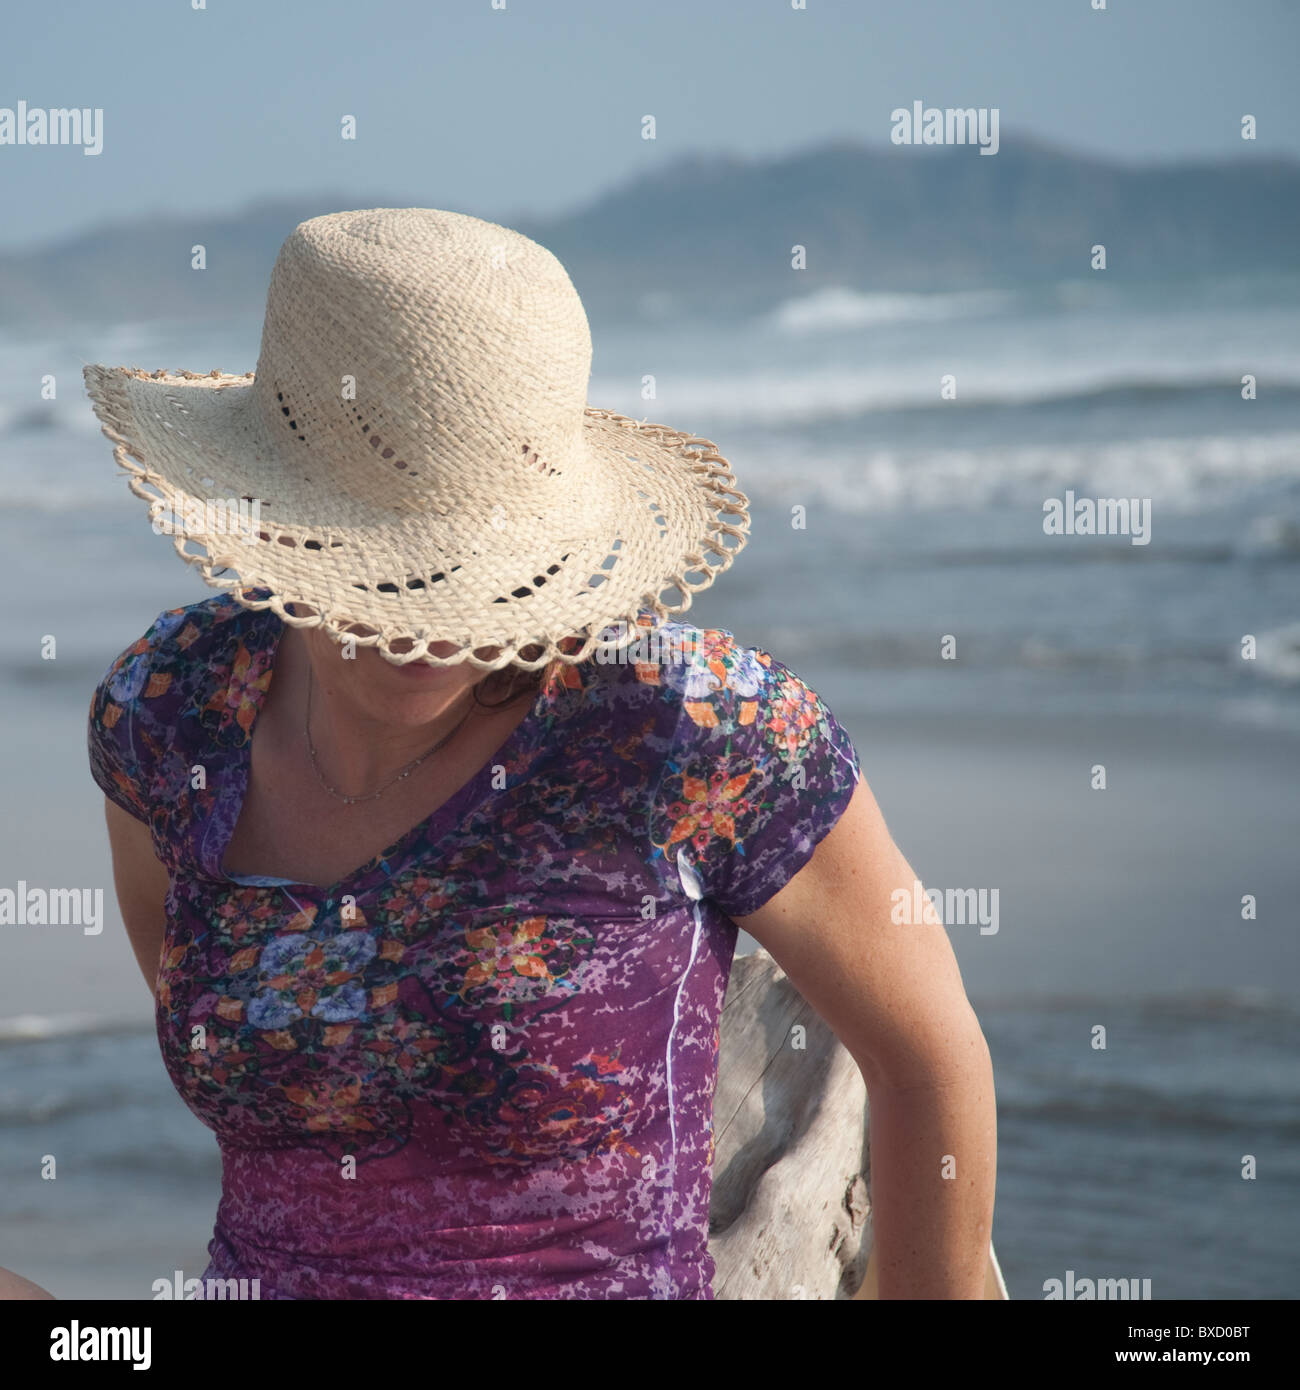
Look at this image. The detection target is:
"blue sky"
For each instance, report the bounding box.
[3,0,1297,251]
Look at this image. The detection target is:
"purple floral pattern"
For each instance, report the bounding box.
[88,593,860,1298]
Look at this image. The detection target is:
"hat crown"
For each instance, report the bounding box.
[82,205,749,672]
[251,208,593,513]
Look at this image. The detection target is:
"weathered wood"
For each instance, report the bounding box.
[708,946,1008,1300]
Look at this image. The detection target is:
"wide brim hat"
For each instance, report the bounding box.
[83,207,750,670]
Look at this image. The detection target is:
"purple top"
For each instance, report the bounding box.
[88,593,861,1299]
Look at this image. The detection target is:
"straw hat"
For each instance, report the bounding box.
[83,207,750,670]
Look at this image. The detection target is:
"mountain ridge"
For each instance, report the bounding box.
[3,134,1296,329]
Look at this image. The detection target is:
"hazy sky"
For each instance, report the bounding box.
[3,0,1297,251]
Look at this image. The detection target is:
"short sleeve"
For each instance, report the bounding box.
[87,607,184,824]
[653,627,862,919]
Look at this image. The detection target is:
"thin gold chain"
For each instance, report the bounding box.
[304,666,475,805]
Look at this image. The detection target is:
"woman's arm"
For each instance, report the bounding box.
[730,777,996,1300]
[103,798,170,994]
[0,1267,55,1299]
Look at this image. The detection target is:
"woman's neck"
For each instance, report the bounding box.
[282,626,491,792]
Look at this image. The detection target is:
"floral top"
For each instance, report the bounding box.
[88,593,861,1299]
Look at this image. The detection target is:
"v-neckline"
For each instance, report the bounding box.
[213,606,559,897]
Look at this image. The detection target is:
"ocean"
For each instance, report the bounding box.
[1,272,1297,1298]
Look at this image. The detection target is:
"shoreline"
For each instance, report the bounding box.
[1,698,1295,1021]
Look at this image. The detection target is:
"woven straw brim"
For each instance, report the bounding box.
[83,366,751,671]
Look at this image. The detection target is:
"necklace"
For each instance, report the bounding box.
[304,666,476,805]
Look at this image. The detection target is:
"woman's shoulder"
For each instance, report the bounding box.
[592,613,838,744]
[622,617,773,726]
[582,611,861,787]
[91,592,265,714]
[589,614,862,918]
[87,593,271,823]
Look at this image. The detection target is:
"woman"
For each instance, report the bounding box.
[61,208,993,1299]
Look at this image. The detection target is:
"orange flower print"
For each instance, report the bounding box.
[650,628,767,728]
[457,916,585,1008]
[664,764,754,854]
[683,700,719,728]
[283,1080,375,1132]
[204,640,273,736]
[361,1017,441,1079]
[764,671,822,762]
[539,659,584,703]
[378,875,449,932]
[228,946,260,973]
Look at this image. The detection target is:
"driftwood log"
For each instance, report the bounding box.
[707,946,1008,1300]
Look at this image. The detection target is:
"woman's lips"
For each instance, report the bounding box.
[389,657,458,685]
